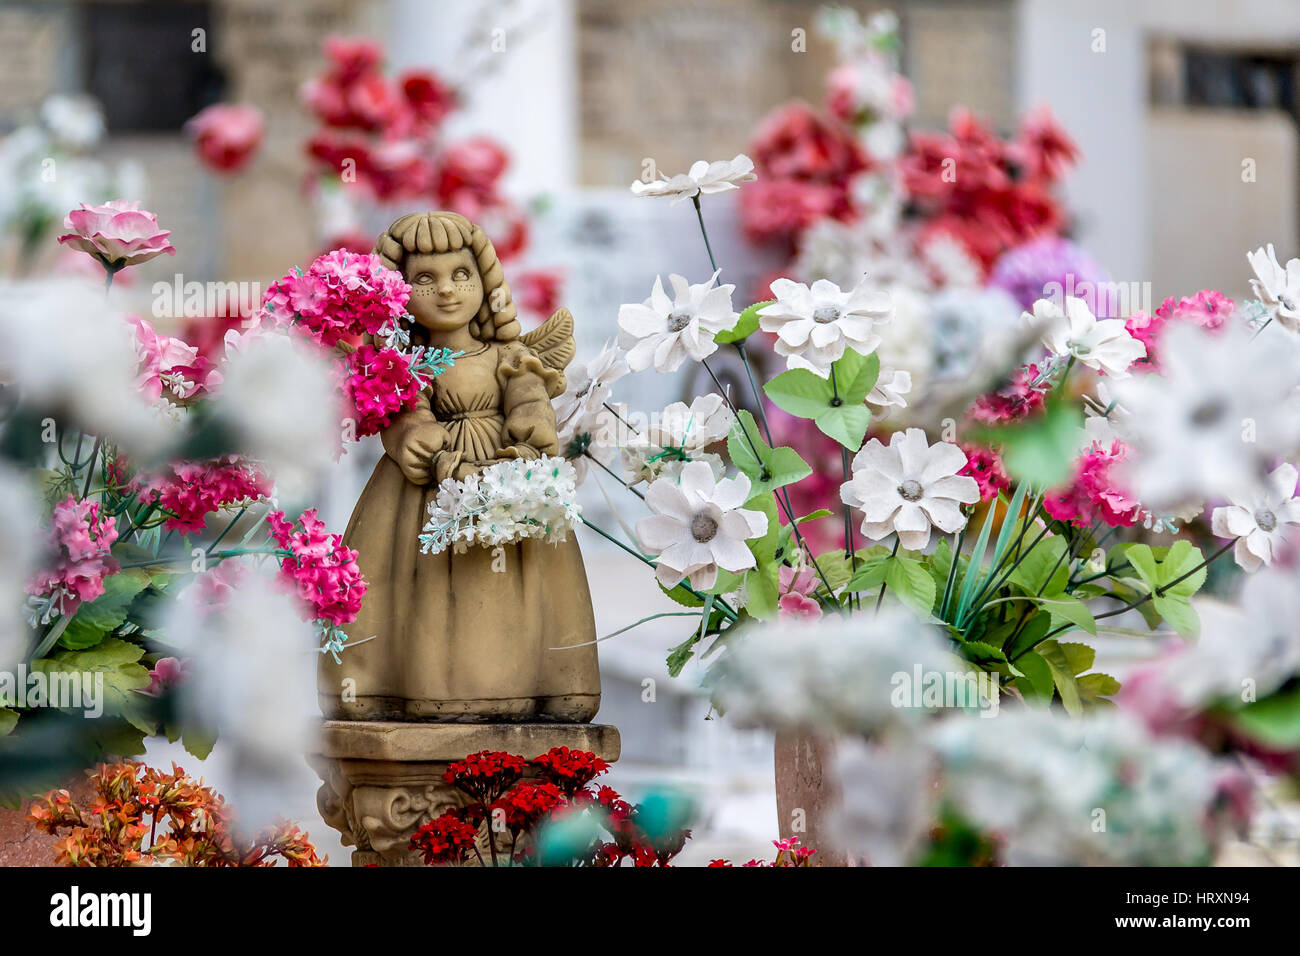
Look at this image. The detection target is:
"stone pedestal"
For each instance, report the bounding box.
[312,720,621,867]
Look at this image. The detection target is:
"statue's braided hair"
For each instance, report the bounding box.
[373,211,520,342]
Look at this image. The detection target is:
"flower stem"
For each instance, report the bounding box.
[691,194,719,274]
[584,452,644,500]
[875,538,900,612]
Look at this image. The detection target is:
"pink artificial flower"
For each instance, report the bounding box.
[1011,105,1080,185]
[513,269,564,319]
[398,70,458,134]
[57,200,176,269]
[968,364,1047,425]
[1042,440,1141,529]
[25,495,120,618]
[186,103,265,174]
[436,137,510,204]
[129,315,220,403]
[184,559,252,616]
[138,657,188,698]
[344,344,423,437]
[750,101,867,184]
[738,178,840,245]
[778,564,822,621]
[1126,290,1234,371]
[301,37,401,133]
[256,249,410,348]
[268,509,367,626]
[958,443,1010,503]
[134,457,273,535]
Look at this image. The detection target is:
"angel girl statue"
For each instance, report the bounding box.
[318,211,600,722]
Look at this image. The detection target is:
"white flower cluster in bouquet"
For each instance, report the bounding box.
[419,455,582,555]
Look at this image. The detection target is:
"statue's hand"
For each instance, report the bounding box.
[495,444,541,462]
[395,424,449,485]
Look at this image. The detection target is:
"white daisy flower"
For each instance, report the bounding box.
[555,342,628,452]
[867,366,912,409]
[624,393,734,485]
[1034,295,1145,378]
[1247,243,1300,332]
[629,153,756,203]
[617,272,737,373]
[635,461,768,590]
[758,276,892,378]
[840,427,979,550]
[1210,463,1300,572]
[1112,323,1300,509]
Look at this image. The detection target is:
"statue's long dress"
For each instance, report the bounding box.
[318,340,601,722]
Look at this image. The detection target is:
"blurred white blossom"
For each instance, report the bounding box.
[629,154,755,203]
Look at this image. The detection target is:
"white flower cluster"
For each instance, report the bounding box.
[931,709,1226,866]
[419,455,582,555]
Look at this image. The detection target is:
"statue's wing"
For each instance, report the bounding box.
[519,307,576,397]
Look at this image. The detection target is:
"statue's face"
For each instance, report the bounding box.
[404,249,484,333]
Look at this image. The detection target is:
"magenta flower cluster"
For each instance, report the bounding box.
[258,250,411,349]
[25,495,121,616]
[267,509,367,626]
[134,456,274,535]
[344,343,424,437]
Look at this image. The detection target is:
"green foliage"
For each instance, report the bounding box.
[30,638,154,734]
[727,410,812,499]
[974,395,1083,488]
[763,349,878,450]
[1125,541,1207,636]
[58,569,152,650]
[1227,684,1300,749]
[714,300,769,345]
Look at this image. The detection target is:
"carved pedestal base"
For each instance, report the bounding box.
[312,720,621,867]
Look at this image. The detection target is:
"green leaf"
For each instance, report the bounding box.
[975,395,1083,488]
[666,634,701,677]
[1007,534,1070,597]
[815,403,872,451]
[1077,672,1122,704]
[1055,641,1096,675]
[745,493,782,564]
[845,555,890,593]
[1152,594,1200,636]
[955,497,999,624]
[885,554,937,617]
[741,562,781,621]
[1038,640,1084,717]
[659,580,704,608]
[30,638,153,730]
[764,366,836,419]
[1013,651,1054,702]
[182,725,219,761]
[1229,686,1300,748]
[1006,614,1051,662]
[59,569,151,650]
[1044,596,1097,636]
[763,351,879,450]
[960,641,1008,666]
[714,300,769,345]
[726,410,812,499]
[0,708,17,737]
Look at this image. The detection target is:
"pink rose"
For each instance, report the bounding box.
[186,103,265,174]
[57,200,176,269]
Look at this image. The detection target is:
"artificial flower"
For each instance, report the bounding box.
[629,154,756,203]
[634,461,767,590]
[135,456,273,535]
[1034,295,1145,377]
[268,509,367,626]
[758,276,892,377]
[840,427,978,550]
[186,103,265,174]
[1210,462,1300,572]
[57,199,176,269]
[1041,439,1141,529]
[1247,244,1300,332]
[617,272,737,373]
[24,495,119,622]
[419,456,582,555]
[957,442,1010,504]
[623,393,734,485]
[1112,323,1300,509]
[867,365,912,409]
[777,565,821,621]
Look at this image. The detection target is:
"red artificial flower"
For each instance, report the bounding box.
[409,812,481,866]
[531,747,610,796]
[443,751,529,802]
